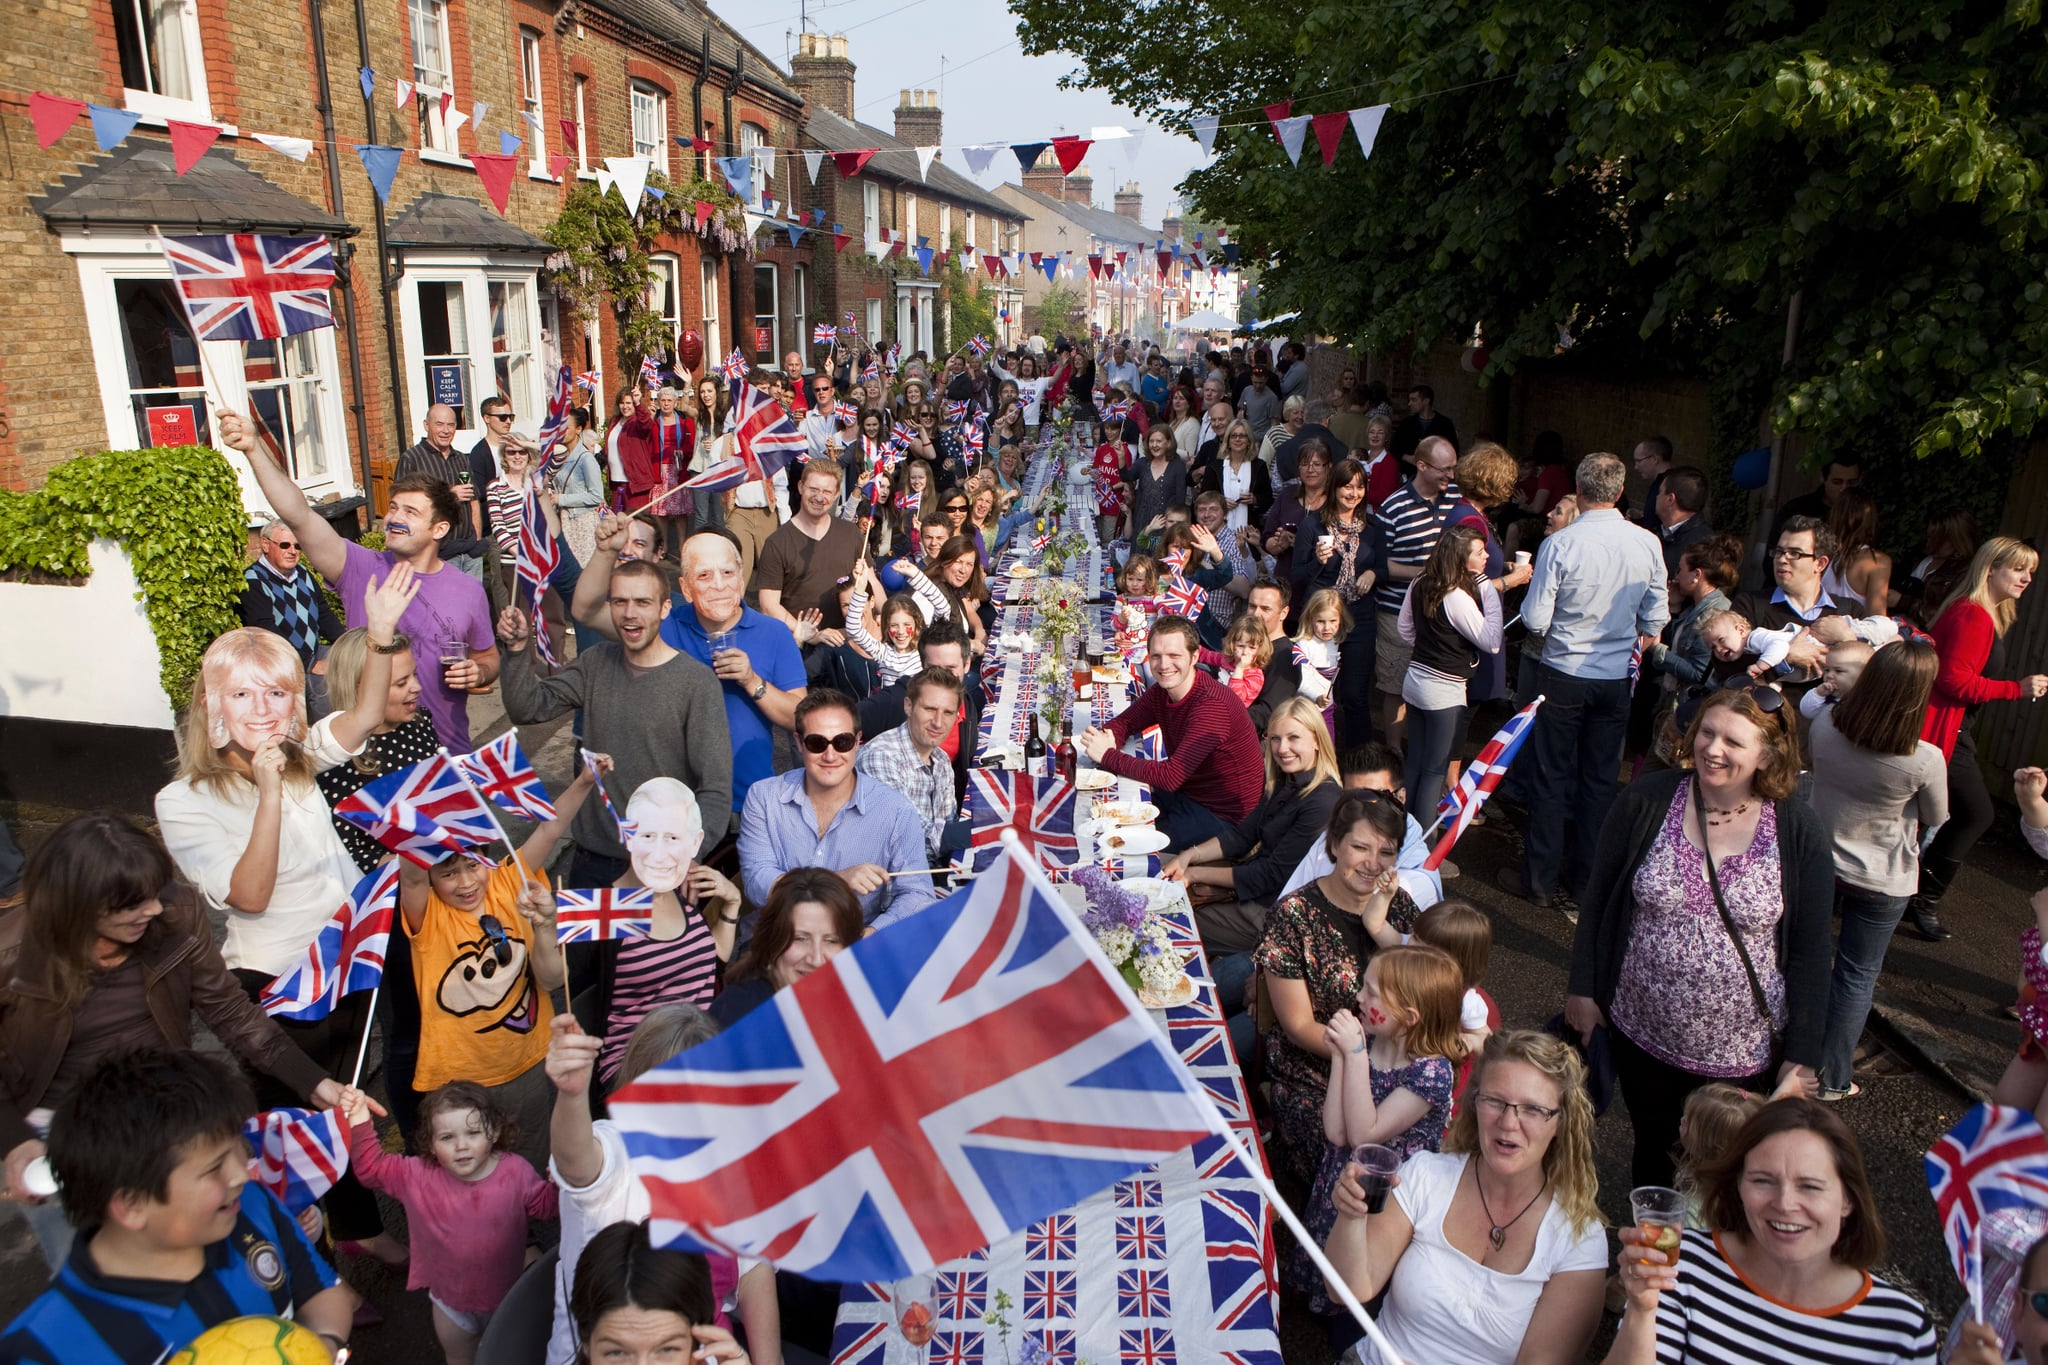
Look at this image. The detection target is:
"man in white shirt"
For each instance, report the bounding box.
[1102,341,1142,393]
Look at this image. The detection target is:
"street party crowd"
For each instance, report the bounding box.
[2,327,2047,1365]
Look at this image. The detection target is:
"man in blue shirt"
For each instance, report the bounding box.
[737,689,936,945]
[1139,354,1172,411]
[1,1050,355,1364]
[1502,451,1670,906]
[574,517,808,822]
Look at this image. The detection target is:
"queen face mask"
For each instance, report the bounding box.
[625,791,704,893]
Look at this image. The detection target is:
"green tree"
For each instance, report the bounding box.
[943,248,999,354]
[1032,281,1087,337]
[1010,0,2048,466]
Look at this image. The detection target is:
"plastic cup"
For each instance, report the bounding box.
[439,638,467,683]
[1317,534,1336,555]
[1351,1143,1401,1215]
[1513,550,1532,567]
[1630,1185,1687,1265]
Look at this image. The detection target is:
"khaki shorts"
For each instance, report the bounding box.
[1375,608,1413,693]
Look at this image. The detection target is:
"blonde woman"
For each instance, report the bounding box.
[1327,1030,1608,1365]
[1909,535,2048,939]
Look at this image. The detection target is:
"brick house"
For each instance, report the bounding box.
[995,154,1173,339]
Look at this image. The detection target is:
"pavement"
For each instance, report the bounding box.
[1,685,2039,1360]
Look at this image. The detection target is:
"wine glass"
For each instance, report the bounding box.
[890,1272,938,1361]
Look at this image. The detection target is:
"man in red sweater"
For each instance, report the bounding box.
[1080,616,1266,852]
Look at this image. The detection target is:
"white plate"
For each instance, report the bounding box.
[1099,800,1160,826]
[1075,769,1117,791]
[1009,565,1041,579]
[1096,826,1170,857]
[1120,876,1176,910]
[1139,972,1200,1009]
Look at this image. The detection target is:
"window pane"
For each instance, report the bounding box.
[490,280,532,409]
[415,280,470,416]
[753,265,777,358]
[701,258,720,355]
[116,279,201,391]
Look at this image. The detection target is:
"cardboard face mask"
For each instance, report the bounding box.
[625,784,704,892]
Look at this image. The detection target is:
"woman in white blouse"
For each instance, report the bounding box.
[1327,1030,1607,1365]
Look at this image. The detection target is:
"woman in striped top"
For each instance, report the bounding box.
[1608,1098,1936,1365]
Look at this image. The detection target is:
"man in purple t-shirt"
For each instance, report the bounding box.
[224,413,497,749]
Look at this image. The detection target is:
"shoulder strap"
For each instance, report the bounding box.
[1692,777,1775,1029]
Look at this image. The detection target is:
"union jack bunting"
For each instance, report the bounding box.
[1928,1104,2048,1296]
[1159,575,1208,619]
[1424,696,1543,870]
[685,379,807,494]
[334,754,501,867]
[813,323,838,344]
[965,769,1078,872]
[244,1108,349,1215]
[555,887,659,943]
[260,862,397,1020]
[160,232,336,341]
[722,349,750,381]
[452,731,555,823]
[608,850,1224,1281]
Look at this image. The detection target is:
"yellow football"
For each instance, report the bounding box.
[166,1315,331,1365]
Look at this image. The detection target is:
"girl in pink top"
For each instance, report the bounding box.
[342,1080,560,1364]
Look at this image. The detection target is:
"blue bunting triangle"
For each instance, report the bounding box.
[785,222,804,247]
[1041,257,1058,282]
[714,155,752,200]
[359,67,374,101]
[88,104,141,152]
[917,246,934,275]
[1011,141,1049,172]
[355,144,402,203]
[499,131,522,156]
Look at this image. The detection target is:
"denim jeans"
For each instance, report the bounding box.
[1403,701,1466,820]
[1820,883,1910,1092]
[1521,664,1632,898]
[1156,789,1237,853]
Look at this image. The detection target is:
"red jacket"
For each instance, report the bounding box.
[1921,599,2021,759]
[609,409,661,507]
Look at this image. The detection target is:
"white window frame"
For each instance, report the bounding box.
[966,211,976,250]
[519,29,549,179]
[791,265,808,369]
[394,258,548,452]
[631,84,668,174]
[753,264,778,360]
[864,297,883,342]
[112,0,213,123]
[739,123,770,210]
[647,254,682,359]
[409,0,458,153]
[862,181,881,248]
[940,203,951,249]
[904,191,919,245]
[573,76,592,176]
[63,236,356,515]
[700,257,722,358]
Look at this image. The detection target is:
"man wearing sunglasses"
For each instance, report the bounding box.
[237,518,346,718]
[737,688,937,943]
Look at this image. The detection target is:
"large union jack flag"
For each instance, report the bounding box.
[1927,1103,2048,1296]
[260,862,397,1020]
[334,752,503,867]
[244,1107,350,1215]
[685,378,806,494]
[512,484,563,667]
[964,770,1077,873]
[555,887,658,944]
[608,851,1223,1282]
[1423,696,1543,870]
[161,232,336,341]
[453,730,555,823]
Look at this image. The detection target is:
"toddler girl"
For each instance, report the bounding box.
[343,1081,560,1364]
[1217,614,1271,706]
[1410,899,1496,1106]
[1293,588,1350,709]
[1118,553,1160,603]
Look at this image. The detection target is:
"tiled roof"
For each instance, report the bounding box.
[803,105,1025,222]
[584,0,800,103]
[998,182,1156,249]
[31,139,354,235]
[386,193,553,251]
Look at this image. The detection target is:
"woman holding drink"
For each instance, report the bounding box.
[1325,1031,1607,1365]
[1608,1099,1936,1363]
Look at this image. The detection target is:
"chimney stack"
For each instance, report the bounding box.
[1161,210,1182,242]
[1113,181,1142,221]
[788,33,856,120]
[1021,146,1065,198]
[1062,164,1094,207]
[893,88,942,151]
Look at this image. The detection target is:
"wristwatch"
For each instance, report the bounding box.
[750,678,768,701]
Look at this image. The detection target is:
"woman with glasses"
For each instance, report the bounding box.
[1326,1031,1608,1365]
[1565,688,1833,1189]
[1253,790,1420,1188]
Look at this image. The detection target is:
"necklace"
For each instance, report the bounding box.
[1474,1165,1549,1252]
[1702,798,1753,828]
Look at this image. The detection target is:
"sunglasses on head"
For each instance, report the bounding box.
[1675,682,1787,734]
[800,730,859,754]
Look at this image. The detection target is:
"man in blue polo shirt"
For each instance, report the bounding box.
[573,514,806,822]
[1,1050,356,1364]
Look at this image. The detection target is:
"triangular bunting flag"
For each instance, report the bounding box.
[961,143,1002,177]
[645,186,665,200]
[471,100,488,127]
[1087,254,1102,279]
[254,133,314,161]
[521,110,542,135]
[548,153,570,180]
[833,229,851,253]
[811,208,826,225]
[917,245,934,275]
[1275,114,1310,166]
[715,155,752,200]
[1349,104,1390,161]
[358,67,374,101]
[603,155,650,211]
[915,145,938,180]
[802,149,825,183]
[1011,141,1049,172]
[87,104,140,152]
[744,211,767,240]
[983,254,1001,278]
[1157,250,1172,274]
[29,93,86,149]
[1263,101,1293,145]
[690,137,712,152]
[693,200,715,230]
[786,222,804,247]
[1311,111,1349,167]
[831,149,876,177]
[559,117,579,152]
[446,104,469,139]
[1050,135,1091,174]
[499,130,523,156]
[471,153,517,213]
[166,119,220,174]
[395,79,414,108]
[356,145,402,204]
[595,168,615,198]
[1191,114,1219,157]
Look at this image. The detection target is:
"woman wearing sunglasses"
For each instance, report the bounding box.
[1565,687,1834,1191]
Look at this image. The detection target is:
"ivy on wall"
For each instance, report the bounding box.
[0,444,246,707]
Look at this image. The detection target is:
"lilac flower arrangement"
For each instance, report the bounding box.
[1068,864,1186,996]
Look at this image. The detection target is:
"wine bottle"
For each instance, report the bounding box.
[1053,722,1078,784]
[1024,713,1047,778]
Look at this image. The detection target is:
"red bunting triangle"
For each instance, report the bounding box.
[983,254,1000,277]
[166,119,221,175]
[471,152,516,212]
[1156,250,1171,274]
[548,153,570,180]
[832,150,876,177]
[29,92,87,149]
[559,118,579,153]
[693,199,715,229]
[833,230,852,253]
[1030,251,1042,265]
[1263,101,1293,146]
[690,137,713,151]
[889,237,906,258]
[439,90,455,121]
[1116,251,1127,265]
[1050,136,1091,174]
[1087,255,1102,279]
[1311,111,1349,167]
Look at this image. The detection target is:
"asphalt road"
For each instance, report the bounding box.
[1,685,2038,1362]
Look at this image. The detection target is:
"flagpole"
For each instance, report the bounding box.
[440,745,533,884]
[348,982,380,1089]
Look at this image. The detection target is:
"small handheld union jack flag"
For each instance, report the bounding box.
[1928,1103,2048,1313]
[512,485,562,667]
[833,399,861,428]
[1159,576,1208,619]
[334,754,502,867]
[452,731,556,823]
[640,355,665,388]
[861,356,880,384]
[1138,725,1166,761]
[260,862,397,1020]
[890,420,918,450]
[245,1108,349,1215]
[721,349,750,382]
[943,399,971,427]
[812,323,837,345]
[555,887,659,944]
[533,364,577,479]
[1424,697,1543,870]
[583,749,637,842]
[967,335,992,358]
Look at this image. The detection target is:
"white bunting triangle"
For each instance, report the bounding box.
[253,133,313,161]
[1349,104,1390,161]
[744,211,767,239]
[520,109,542,135]
[1089,125,1130,142]
[960,143,1002,177]
[1275,114,1310,166]
[471,101,488,127]
[447,105,470,137]
[1191,114,1219,157]
[803,149,825,183]
[1122,128,1146,166]
[604,155,650,211]
[915,145,938,180]
[595,168,615,198]
[394,78,414,108]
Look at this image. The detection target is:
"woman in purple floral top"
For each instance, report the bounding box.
[1564,689,1836,1189]
[1252,790,1419,1189]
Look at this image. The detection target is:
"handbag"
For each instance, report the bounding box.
[1692,776,1777,1032]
